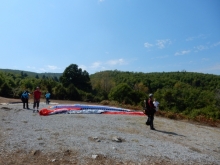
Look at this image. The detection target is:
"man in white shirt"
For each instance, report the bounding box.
[153,98,159,112]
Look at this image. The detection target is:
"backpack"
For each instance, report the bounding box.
[143,100,150,115]
[21,92,28,99]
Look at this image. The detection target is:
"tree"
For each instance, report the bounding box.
[108,83,134,104]
[0,82,12,97]
[60,64,92,92]
[52,84,67,100]
[66,84,80,100]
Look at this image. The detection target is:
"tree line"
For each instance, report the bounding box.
[0,64,220,120]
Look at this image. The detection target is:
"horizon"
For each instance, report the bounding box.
[0,1,220,75]
[1,67,220,76]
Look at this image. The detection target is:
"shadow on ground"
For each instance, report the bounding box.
[155,129,186,137]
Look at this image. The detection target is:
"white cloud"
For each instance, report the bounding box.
[213,41,220,47]
[106,58,126,66]
[202,58,209,61]
[186,37,195,41]
[144,42,153,48]
[206,64,220,71]
[156,39,171,49]
[27,66,36,69]
[194,45,208,52]
[79,65,87,71]
[84,58,129,74]
[186,34,206,41]
[174,50,191,56]
[46,65,59,70]
[39,68,47,72]
[26,65,62,73]
[156,55,169,59]
[196,64,220,74]
[91,62,102,69]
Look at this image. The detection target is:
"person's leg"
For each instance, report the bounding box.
[23,100,25,109]
[146,116,150,125]
[26,99,29,109]
[33,101,36,112]
[150,115,155,130]
[37,101,40,112]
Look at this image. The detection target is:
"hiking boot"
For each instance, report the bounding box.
[150,128,156,130]
[146,121,150,125]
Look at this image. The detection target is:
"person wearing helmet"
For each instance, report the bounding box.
[147,93,156,130]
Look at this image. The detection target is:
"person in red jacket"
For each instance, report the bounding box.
[147,93,156,130]
[33,87,41,113]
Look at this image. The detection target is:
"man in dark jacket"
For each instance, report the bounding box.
[147,93,156,130]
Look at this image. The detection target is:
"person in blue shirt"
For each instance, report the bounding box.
[45,91,51,104]
[21,90,30,109]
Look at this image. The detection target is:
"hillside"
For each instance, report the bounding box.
[0,68,62,78]
[1,68,220,123]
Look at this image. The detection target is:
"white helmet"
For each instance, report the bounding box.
[149,93,153,97]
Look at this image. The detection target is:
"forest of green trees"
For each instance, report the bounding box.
[0,64,220,121]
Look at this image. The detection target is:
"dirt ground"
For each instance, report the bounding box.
[0,97,220,165]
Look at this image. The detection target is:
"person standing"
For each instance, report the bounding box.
[21,90,30,109]
[33,87,41,113]
[153,98,160,112]
[45,91,51,104]
[148,93,156,130]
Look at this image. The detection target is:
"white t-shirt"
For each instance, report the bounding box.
[153,101,159,111]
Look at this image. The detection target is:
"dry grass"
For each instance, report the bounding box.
[0,149,162,165]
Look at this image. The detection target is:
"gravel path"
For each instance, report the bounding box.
[0,102,220,164]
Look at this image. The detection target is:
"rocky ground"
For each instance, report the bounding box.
[0,97,220,165]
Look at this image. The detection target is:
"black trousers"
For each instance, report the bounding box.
[148,114,154,129]
[33,100,40,109]
[46,98,50,104]
[22,99,29,109]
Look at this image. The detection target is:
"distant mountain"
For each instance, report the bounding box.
[0,69,62,78]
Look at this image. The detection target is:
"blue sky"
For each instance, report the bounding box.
[0,0,220,75]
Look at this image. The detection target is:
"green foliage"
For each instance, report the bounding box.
[0,82,12,97]
[109,83,135,104]
[184,105,220,120]
[66,84,80,101]
[60,64,92,92]
[1,68,220,120]
[52,84,67,100]
[91,70,220,120]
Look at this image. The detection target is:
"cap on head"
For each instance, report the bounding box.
[149,93,153,97]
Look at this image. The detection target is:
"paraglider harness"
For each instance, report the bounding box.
[143,99,156,116]
[143,99,150,115]
[21,91,28,101]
